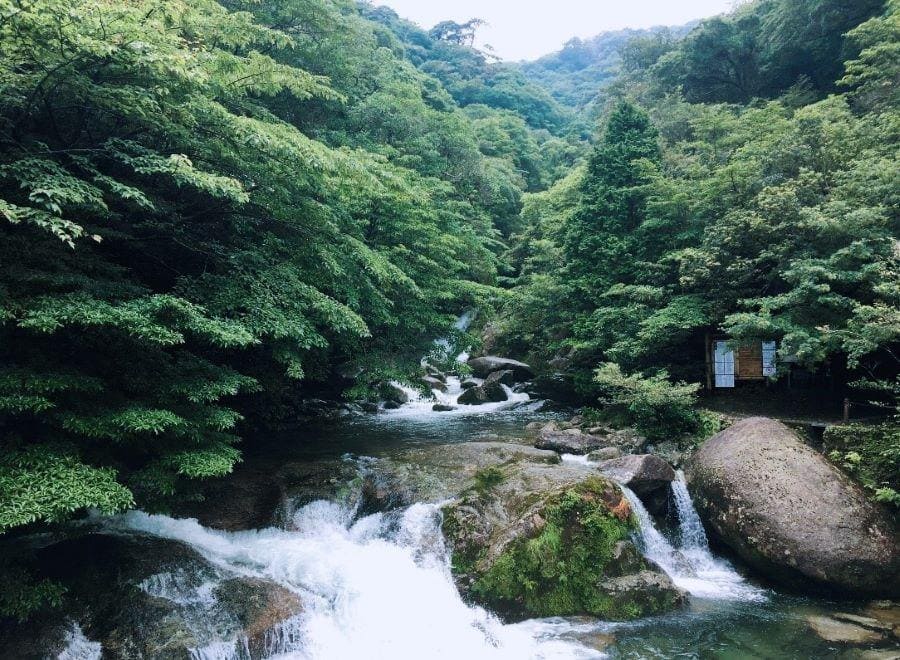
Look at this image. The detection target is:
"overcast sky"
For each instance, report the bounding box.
[370,0,736,61]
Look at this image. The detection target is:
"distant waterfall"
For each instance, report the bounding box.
[383,310,532,417]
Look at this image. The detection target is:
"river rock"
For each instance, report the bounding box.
[686,417,900,596]
[460,378,480,390]
[598,455,676,515]
[421,375,447,392]
[214,578,303,656]
[806,615,886,644]
[433,404,456,412]
[441,458,685,621]
[372,442,562,503]
[535,425,606,455]
[424,365,447,382]
[18,533,303,659]
[467,356,535,380]
[484,369,517,386]
[458,379,507,405]
[588,447,624,461]
[587,425,647,454]
[382,382,410,404]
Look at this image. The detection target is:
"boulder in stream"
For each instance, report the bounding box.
[458,379,508,405]
[421,375,447,392]
[687,417,900,597]
[534,423,607,455]
[441,455,685,621]
[467,356,534,380]
[11,533,304,659]
[588,447,624,462]
[598,454,676,516]
[485,369,517,386]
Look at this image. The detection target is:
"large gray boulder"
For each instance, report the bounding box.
[484,369,516,387]
[599,454,676,515]
[467,356,534,380]
[421,375,447,392]
[687,417,900,596]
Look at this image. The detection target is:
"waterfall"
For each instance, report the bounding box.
[620,482,765,602]
[381,310,532,418]
[671,470,709,551]
[103,501,599,659]
[57,624,101,660]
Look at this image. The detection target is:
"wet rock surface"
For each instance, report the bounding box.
[598,454,676,515]
[467,356,535,380]
[687,417,900,597]
[435,446,685,621]
[534,423,608,454]
[458,378,508,405]
[3,533,303,659]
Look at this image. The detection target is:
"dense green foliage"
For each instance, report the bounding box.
[593,363,701,440]
[521,26,693,114]
[825,422,900,507]
[648,0,886,103]
[0,0,573,532]
[500,0,900,424]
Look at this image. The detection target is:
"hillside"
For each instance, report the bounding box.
[521,25,695,111]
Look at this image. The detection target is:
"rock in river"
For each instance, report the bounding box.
[441,453,685,621]
[467,356,535,380]
[421,375,447,392]
[458,379,508,405]
[5,533,303,659]
[598,454,676,515]
[534,423,607,455]
[686,417,900,596]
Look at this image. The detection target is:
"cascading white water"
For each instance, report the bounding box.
[383,376,532,418]
[620,484,765,602]
[57,623,102,660]
[381,310,533,418]
[671,470,709,551]
[103,501,600,660]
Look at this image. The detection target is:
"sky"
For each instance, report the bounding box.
[371,0,736,61]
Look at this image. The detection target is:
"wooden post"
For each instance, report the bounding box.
[704,333,712,391]
[842,397,850,423]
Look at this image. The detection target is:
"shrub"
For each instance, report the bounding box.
[824,422,900,508]
[593,363,701,440]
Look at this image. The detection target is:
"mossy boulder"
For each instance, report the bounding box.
[442,470,685,621]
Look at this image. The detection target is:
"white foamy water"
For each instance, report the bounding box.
[379,310,534,419]
[104,501,601,660]
[620,482,765,602]
[382,376,532,418]
[57,623,101,660]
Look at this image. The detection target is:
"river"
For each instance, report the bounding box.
[42,393,897,659]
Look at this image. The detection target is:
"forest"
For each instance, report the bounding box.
[0,0,897,640]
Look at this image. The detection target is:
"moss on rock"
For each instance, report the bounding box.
[443,473,684,621]
[469,477,635,618]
